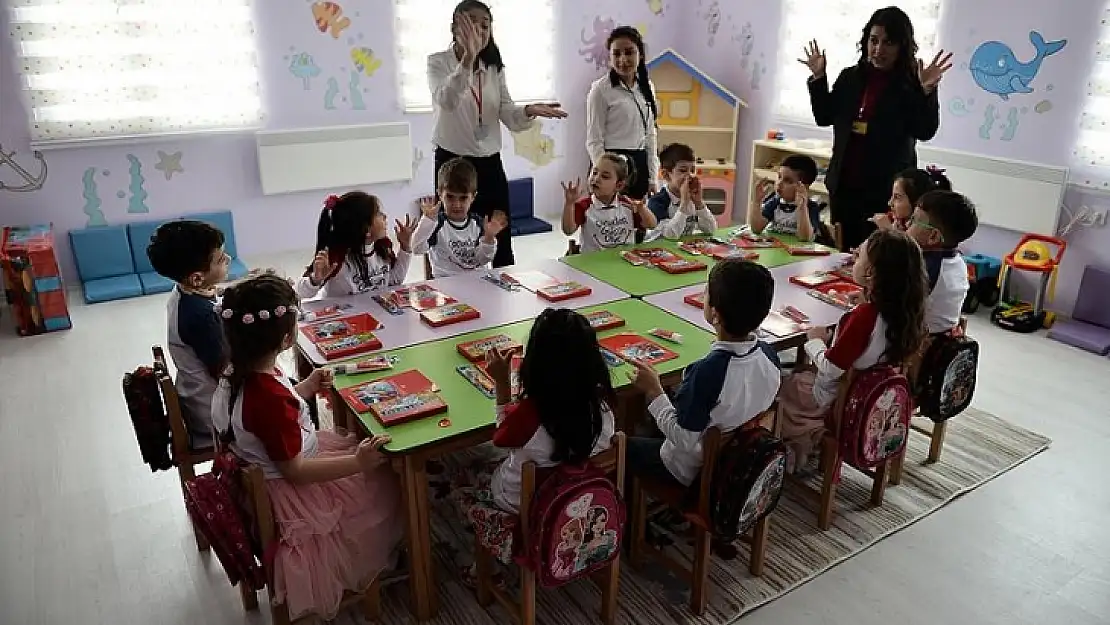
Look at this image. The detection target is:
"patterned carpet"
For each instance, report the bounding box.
[327,408,1050,624]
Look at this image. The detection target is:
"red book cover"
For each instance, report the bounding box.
[501,270,558,292]
[786,243,832,256]
[597,333,679,367]
[789,271,844,289]
[732,234,783,249]
[479,354,523,398]
[657,258,707,274]
[705,245,759,261]
[831,267,857,283]
[630,247,683,264]
[340,369,442,417]
[300,312,382,344]
[370,391,448,426]
[389,284,457,311]
[584,310,626,332]
[683,292,705,309]
[677,239,712,255]
[420,302,481,327]
[456,334,524,362]
[760,311,808,338]
[537,280,592,302]
[316,332,383,360]
[808,281,863,311]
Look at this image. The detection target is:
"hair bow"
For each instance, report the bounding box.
[925,165,946,175]
[324,194,340,210]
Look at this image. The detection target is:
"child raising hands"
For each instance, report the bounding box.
[562,152,657,252]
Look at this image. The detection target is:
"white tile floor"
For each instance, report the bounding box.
[1,230,1108,624]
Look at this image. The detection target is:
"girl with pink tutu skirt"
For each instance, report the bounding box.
[211,274,402,620]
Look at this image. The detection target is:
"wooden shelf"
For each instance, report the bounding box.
[753,139,833,161]
[753,167,829,196]
[696,161,736,171]
[659,125,735,133]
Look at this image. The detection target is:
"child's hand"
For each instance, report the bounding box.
[307,367,335,394]
[561,178,582,204]
[420,196,439,220]
[311,249,338,285]
[356,434,391,471]
[627,358,664,400]
[394,215,416,252]
[796,182,810,204]
[689,176,703,206]
[869,212,893,230]
[484,347,512,386]
[806,325,831,342]
[757,179,776,200]
[483,211,508,241]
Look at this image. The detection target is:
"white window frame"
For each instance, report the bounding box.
[6,0,263,146]
[1071,2,1110,189]
[773,0,942,126]
[394,0,556,113]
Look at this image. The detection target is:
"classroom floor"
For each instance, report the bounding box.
[1,229,1108,625]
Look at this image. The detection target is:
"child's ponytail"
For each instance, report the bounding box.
[924,165,952,192]
[305,195,340,279]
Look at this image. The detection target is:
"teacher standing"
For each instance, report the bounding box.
[802,6,952,251]
[585,26,659,200]
[428,0,566,268]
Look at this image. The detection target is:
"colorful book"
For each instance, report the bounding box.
[456,334,523,362]
[808,281,862,311]
[786,243,832,256]
[298,302,353,322]
[760,311,808,338]
[331,355,396,375]
[657,258,707,274]
[300,312,381,344]
[683,292,705,309]
[630,247,683,264]
[457,364,496,398]
[537,280,592,302]
[501,270,558,292]
[317,332,383,360]
[584,310,626,332]
[733,234,783,249]
[831,266,857,283]
[597,333,679,367]
[340,370,444,424]
[370,391,448,427]
[420,302,481,327]
[677,239,713,255]
[789,271,843,289]
[705,244,759,261]
[479,354,522,398]
[620,250,648,266]
[389,284,457,311]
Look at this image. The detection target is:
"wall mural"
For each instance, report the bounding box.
[288,52,322,89]
[312,2,351,39]
[77,153,164,226]
[154,150,185,180]
[0,143,47,193]
[512,123,558,168]
[579,16,617,71]
[351,46,382,77]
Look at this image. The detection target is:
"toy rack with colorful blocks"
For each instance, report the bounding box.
[1,225,71,336]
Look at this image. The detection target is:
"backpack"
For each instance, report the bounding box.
[123,366,173,472]
[709,427,788,540]
[836,366,913,469]
[518,463,625,588]
[182,452,266,591]
[914,334,979,423]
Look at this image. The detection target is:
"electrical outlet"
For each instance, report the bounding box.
[1095,210,1108,227]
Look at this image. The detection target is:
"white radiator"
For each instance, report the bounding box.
[916,146,1067,236]
[255,122,412,195]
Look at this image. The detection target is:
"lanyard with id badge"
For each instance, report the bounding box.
[623,84,649,149]
[471,68,490,142]
[852,79,882,136]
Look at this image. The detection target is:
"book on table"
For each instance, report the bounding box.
[339,369,447,426]
[656,258,707,274]
[627,247,683,264]
[420,302,481,327]
[597,333,679,366]
[808,281,862,311]
[704,244,759,261]
[760,311,809,338]
[683,292,705,309]
[732,234,783,249]
[388,284,456,311]
[677,239,713,255]
[789,270,844,289]
[537,280,592,302]
[316,332,383,360]
[785,243,832,256]
[583,310,626,332]
[455,334,524,362]
[299,312,382,343]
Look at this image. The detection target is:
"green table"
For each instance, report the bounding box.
[333,297,716,453]
[560,228,831,297]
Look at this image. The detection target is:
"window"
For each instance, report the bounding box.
[1072,3,1110,188]
[773,0,942,125]
[7,0,263,144]
[394,0,555,112]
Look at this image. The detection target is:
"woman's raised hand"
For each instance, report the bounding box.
[454,13,482,64]
[524,103,568,119]
[918,50,954,93]
[798,39,827,79]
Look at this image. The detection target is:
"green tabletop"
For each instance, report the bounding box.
[333,298,717,453]
[560,229,831,297]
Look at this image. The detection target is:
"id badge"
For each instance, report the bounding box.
[474,124,490,142]
[851,120,868,135]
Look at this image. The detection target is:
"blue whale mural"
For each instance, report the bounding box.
[970,31,1066,100]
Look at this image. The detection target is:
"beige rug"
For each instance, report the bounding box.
[330,408,1050,624]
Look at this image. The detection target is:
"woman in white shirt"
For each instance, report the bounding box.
[585,26,660,201]
[427,0,567,268]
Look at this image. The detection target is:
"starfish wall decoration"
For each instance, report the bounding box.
[154,150,184,180]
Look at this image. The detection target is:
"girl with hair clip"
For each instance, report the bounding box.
[561,152,658,253]
[586,25,660,200]
[294,191,415,299]
[872,165,952,231]
[210,274,402,621]
[428,0,567,268]
[777,229,928,473]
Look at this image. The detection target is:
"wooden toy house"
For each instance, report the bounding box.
[647,49,746,225]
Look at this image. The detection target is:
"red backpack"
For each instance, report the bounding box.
[123,366,173,472]
[835,366,913,469]
[517,463,625,588]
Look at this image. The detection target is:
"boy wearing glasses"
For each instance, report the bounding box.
[908,190,979,334]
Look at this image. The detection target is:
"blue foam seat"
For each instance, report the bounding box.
[84,274,143,303]
[127,219,169,275]
[228,257,249,280]
[138,272,175,295]
[512,217,553,236]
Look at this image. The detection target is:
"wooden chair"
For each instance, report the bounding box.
[627,411,776,616]
[235,462,382,624]
[566,239,582,256]
[151,345,214,552]
[423,254,434,280]
[472,433,626,625]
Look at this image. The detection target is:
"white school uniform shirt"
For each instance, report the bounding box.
[804,303,888,408]
[923,251,970,334]
[585,74,660,187]
[294,246,412,299]
[572,194,644,253]
[427,48,535,157]
[648,186,718,240]
[410,212,497,278]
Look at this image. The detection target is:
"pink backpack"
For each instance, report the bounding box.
[835,366,913,469]
[517,463,625,588]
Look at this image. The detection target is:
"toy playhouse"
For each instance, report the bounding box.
[646,49,746,225]
[1,224,72,335]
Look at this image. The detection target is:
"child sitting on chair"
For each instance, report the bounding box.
[146,220,231,448]
[646,143,718,239]
[747,155,822,242]
[907,189,979,335]
[626,258,781,488]
[561,153,657,253]
[872,166,952,232]
[411,157,506,278]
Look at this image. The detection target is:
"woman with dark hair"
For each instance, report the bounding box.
[428,0,567,268]
[585,26,660,200]
[800,6,953,250]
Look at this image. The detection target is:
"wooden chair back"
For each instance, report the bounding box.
[152,345,194,462]
[423,254,434,280]
[566,239,582,256]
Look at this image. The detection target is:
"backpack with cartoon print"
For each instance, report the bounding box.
[518,463,625,588]
[837,366,913,469]
[709,427,788,540]
[915,333,979,423]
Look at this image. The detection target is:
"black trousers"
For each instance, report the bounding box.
[604,148,650,200]
[434,146,514,268]
[830,183,888,251]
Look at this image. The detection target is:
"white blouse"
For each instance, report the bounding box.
[427,48,535,157]
[585,74,660,186]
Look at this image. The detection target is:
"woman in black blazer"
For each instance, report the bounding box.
[801,7,952,250]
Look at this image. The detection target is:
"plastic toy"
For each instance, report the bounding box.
[990,234,1066,333]
[962,253,1002,313]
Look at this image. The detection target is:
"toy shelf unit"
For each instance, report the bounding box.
[1,224,72,336]
[749,139,832,208]
[647,49,746,225]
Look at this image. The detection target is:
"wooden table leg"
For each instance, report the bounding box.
[399,455,437,621]
[327,388,350,433]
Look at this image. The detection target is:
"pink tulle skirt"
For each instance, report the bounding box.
[777,371,831,473]
[264,431,402,620]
